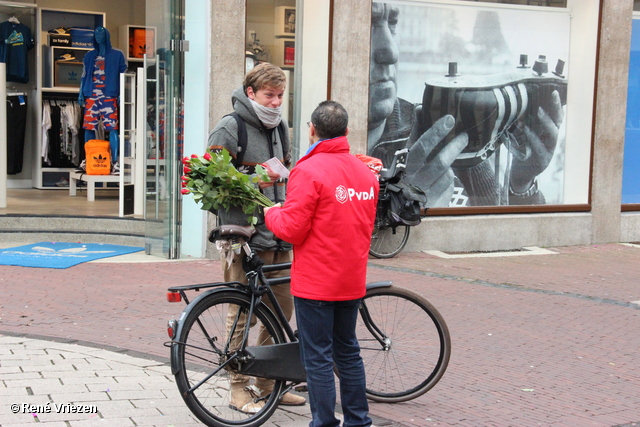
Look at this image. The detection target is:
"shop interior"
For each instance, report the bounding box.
[246,0,296,127]
[1,0,297,220]
[0,0,147,218]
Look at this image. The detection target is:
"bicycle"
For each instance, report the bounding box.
[369,148,427,259]
[166,224,451,427]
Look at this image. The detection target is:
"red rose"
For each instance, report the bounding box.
[181,188,190,195]
[182,180,187,188]
[182,156,190,165]
[203,152,212,161]
[181,175,189,181]
[191,154,199,159]
[183,166,192,174]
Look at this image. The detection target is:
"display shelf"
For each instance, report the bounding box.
[45,46,90,89]
[41,167,73,189]
[34,8,106,189]
[273,38,295,68]
[120,25,156,63]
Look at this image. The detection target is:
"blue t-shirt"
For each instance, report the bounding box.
[0,21,34,83]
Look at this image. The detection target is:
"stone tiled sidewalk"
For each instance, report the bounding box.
[1,242,640,426]
[0,335,313,426]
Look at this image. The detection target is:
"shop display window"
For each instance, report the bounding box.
[367,0,595,212]
[623,14,640,208]
[246,0,296,127]
[462,0,566,6]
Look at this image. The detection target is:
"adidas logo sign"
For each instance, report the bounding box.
[92,154,109,168]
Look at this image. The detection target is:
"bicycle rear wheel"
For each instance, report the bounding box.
[173,290,285,427]
[357,286,451,403]
[369,223,410,259]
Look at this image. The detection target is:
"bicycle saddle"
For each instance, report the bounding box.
[379,149,407,184]
[208,225,256,243]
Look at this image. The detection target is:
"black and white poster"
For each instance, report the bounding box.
[368,1,570,207]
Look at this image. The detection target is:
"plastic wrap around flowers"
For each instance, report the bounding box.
[181,149,274,225]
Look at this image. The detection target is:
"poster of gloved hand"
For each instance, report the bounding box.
[368,1,571,208]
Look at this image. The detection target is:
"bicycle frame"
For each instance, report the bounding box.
[167,244,451,421]
[358,281,394,351]
[168,265,394,384]
[167,261,305,383]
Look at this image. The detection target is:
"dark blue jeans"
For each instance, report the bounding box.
[294,296,372,427]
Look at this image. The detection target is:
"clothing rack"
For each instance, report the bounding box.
[41,94,84,170]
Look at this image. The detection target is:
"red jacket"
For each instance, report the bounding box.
[265,136,379,301]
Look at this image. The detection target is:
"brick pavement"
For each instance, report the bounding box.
[1,242,639,426]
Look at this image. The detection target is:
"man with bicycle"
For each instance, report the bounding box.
[265,101,378,427]
[208,62,306,413]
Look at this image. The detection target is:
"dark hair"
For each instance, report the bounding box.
[310,100,349,139]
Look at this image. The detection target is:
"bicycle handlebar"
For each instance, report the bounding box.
[261,262,292,273]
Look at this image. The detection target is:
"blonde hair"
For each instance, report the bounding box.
[244,62,286,94]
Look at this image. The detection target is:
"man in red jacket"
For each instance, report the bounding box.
[265,100,378,427]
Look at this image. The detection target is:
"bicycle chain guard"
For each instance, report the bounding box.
[239,342,307,382]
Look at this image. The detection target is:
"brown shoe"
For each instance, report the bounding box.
[259,387,307,406]
[279,391,307,406]
[229,384,265,414]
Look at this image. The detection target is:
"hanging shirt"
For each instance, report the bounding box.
[0,21,34,83]
[41,102,52,165]
[68,102,81,164]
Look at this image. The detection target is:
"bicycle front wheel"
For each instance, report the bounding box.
[174,290,285,427]
[357,286,451,403]
[369,223,410,259]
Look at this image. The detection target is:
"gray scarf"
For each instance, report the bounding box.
[250,98,282,129]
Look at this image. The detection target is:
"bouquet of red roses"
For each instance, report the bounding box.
[181,149,274,225]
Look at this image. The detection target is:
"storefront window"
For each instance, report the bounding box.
[462,0,566,6]
[246,0,296,128]
[623,13,640,205]
[368,0,594,210]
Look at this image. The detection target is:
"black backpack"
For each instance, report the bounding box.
[210,113,289,217]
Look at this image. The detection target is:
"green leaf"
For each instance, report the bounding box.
[183,148,277,215]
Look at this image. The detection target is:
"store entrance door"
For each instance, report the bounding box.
[144,0,185,258]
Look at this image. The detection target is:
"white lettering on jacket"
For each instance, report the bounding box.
[335,185,374,204]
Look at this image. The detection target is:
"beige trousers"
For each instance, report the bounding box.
[223,250,293,389]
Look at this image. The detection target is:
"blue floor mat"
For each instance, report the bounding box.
[0,242,144,269]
